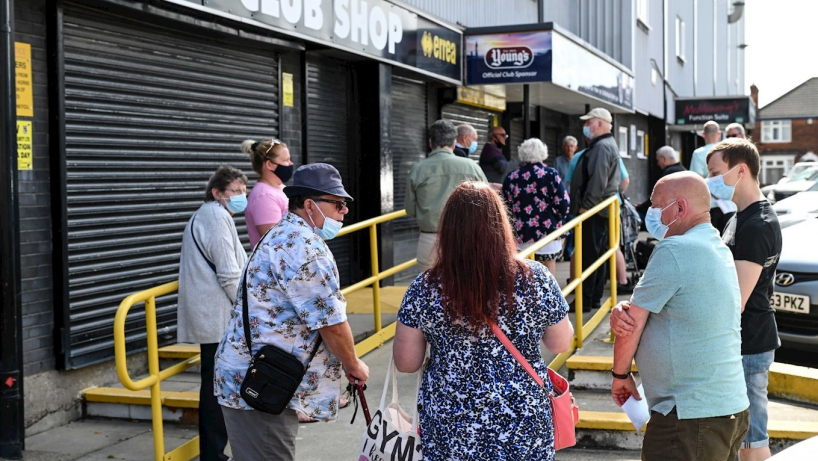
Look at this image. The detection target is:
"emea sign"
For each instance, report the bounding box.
[213,0,462,82]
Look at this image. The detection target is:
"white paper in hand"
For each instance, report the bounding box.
[621,384,650,433]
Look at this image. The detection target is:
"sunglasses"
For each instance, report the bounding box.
[726,133,741,138]
[265,138,283,154]
[313,198,348,211]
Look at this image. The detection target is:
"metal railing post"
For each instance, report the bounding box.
[369,223,382,332]
[144,296,165,461]
[574,221,584,349]
[609,201,619,342]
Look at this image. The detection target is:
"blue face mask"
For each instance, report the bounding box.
[468,141,478,155]
[309,201,343,240]
[706,165,741,201]
[223,193,247,214]
[645,200,677,240]
[582,125,594,140]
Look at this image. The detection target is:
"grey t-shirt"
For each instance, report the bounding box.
[631,223,749,419]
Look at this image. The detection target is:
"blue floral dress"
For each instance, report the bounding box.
[397,260,569,460]
[502,162,571,245]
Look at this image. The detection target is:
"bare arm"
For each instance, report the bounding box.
[318,321,370,385]
[620,176,630,193]
[611,301,648,406]
[393,321,427,373]
[542,317,574,353]
[735,260,763,313]
[255,223,275,236]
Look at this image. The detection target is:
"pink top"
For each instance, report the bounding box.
[245,181,289,247]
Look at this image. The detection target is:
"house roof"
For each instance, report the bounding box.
[760,77,818,119]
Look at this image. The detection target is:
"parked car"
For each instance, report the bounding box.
[773,216,818,353]
[772,186,818,229]
[776,161,817,185]
[763,166,818,203]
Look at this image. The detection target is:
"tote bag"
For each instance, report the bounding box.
[358,357,423,461]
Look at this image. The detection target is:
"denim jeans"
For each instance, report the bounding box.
[741,349,775,449]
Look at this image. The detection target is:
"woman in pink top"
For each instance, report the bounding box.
[242,138,293,247]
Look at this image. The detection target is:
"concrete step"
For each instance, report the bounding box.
[566,355,818,405]
[570,388,818,451]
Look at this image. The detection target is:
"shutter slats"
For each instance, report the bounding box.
[62,3,278,368]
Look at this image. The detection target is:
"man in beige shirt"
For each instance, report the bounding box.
[405,119,487,271]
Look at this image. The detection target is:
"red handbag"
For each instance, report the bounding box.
[489,320,579,451]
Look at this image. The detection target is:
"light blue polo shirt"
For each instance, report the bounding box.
[631,223,749,420]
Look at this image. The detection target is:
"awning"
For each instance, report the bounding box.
[464,24,635,115]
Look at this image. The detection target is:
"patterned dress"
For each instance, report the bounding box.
[214,212,347,421]
[502,162,571,247]
[397,260,569,460]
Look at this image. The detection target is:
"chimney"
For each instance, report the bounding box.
[750,84,759,107]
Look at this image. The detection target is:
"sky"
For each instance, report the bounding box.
[744,0,818,108]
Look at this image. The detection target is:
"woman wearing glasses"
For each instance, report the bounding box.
[177,166,249,461]
[242,138,295,247]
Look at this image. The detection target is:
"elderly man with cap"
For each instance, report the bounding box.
[569,107,621,311]
[214,163,369,461]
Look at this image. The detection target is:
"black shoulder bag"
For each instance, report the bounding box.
[238,231,323,414]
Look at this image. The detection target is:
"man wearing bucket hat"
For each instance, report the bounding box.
[214,163,369,461]
[569,108,621,311]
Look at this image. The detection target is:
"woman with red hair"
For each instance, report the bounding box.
[393,181,574,460]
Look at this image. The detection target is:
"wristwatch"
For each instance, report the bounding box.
[611,369,632,379]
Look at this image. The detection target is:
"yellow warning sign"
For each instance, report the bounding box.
[282,72,294,108]
[16,42,34,117]
[17,121,33,170]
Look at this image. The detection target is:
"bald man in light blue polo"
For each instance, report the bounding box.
[608,172,749,461]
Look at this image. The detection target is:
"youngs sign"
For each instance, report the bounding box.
[485,46,533,69]
[209,0,462,82]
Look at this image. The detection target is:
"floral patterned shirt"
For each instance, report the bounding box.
[502,162,571,244]
[214,212,347,420]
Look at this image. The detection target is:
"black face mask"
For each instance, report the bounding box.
[272,163,294,183]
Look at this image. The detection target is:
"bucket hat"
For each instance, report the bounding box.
[283,163,353,201]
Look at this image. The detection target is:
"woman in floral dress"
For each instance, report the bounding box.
[502,138,571,275]
[393,181,574,460]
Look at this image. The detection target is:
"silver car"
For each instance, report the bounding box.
[773,216,818,352]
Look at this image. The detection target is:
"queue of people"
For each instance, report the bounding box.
[176,111,779,461]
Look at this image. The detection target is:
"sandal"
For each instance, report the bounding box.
[297,411,317,423]
[340,389,351,409]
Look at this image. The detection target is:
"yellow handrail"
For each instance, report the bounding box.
[113,196,620,461]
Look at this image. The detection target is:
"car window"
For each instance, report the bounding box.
[807,170,818,181]
[791,166,818,181]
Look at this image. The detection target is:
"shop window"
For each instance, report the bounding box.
[618,126,631,158]
[761,120,792,143]
[636,130,647,159]
[676,17,685,63]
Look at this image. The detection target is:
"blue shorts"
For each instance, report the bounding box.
[741,350,775,449]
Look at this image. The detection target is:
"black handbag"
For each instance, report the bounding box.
[238,237,322,414]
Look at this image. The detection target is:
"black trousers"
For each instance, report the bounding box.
[199,342,230,461]
[581,214,610,309]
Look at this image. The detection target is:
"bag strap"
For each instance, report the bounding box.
[190,213,217,274]
[380,356,423,433]
[241,227,322,362]
[489,320,544,388]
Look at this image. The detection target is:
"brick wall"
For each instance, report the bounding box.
[15,0,56,375]
[755,118,818,158]
[279,52,304,166]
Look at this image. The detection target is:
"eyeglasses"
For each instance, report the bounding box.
[265,138,283,154]
[494,133,509,138]
[313,198,348,211]
[726,134,740,138]
[224,188,246,195]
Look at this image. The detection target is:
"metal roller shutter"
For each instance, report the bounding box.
[305,56,354,286]
[60,3,278,368]
[391,76,428,283]
[441,103,497,160]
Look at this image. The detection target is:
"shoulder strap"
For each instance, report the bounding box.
[242,227,322,362]
[190,213,217,274]
[489,320,543,387]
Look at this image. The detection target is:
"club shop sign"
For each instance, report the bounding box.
[210,0,462,81]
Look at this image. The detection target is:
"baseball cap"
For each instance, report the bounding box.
[579,108,613,123]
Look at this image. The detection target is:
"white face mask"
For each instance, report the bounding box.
[645,200,677,240]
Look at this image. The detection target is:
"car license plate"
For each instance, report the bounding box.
[772,292,811,314]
